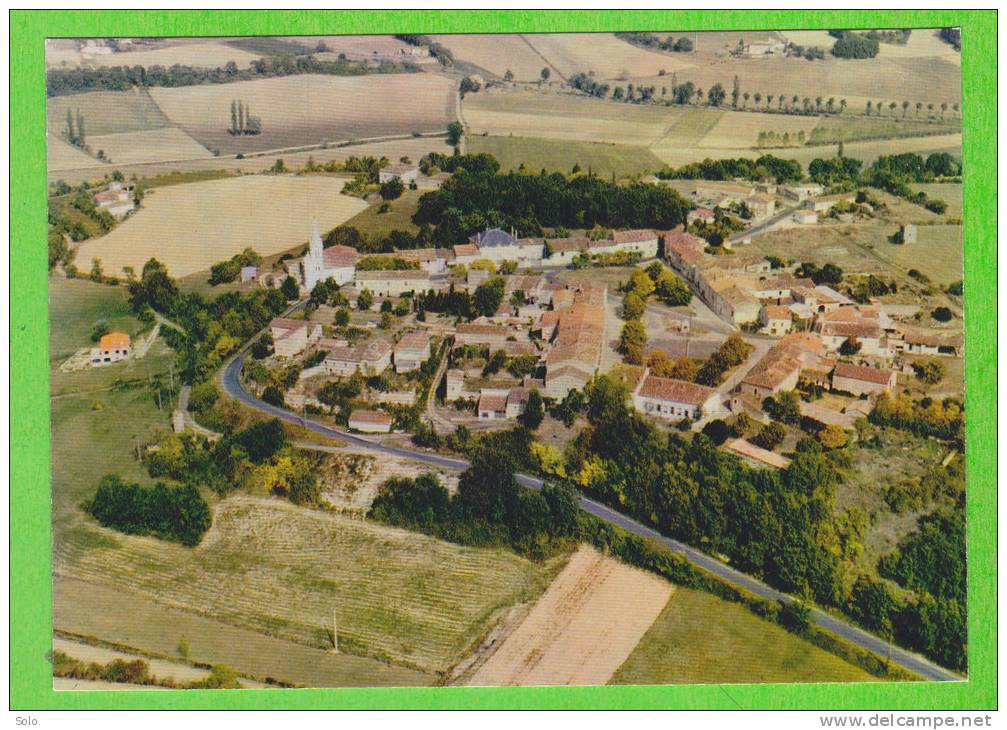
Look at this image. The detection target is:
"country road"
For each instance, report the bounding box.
[218,340,961,683]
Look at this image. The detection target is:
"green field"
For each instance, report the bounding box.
[809,115,960,145]
[342,188,425,238]
[611,587,876,684]
[467,135,663,178]
[47,88,170,137]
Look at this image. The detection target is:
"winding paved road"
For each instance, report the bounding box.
[219,344,960,683]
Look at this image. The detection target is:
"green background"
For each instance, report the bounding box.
[10,9,996,710]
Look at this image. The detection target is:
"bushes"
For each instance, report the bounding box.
[869,393,964,441]
[88,475,211,546]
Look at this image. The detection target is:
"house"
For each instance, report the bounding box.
[393,331,432,372]
[898,223,918,244]
[543,297,606,399]
[505,387,530,419]
[477,389,510,419]
[240,265,259,283]
[781,183,824,202]
[90,331,131,366]
[543,237,590,266]
[300,223,359,290]
[354,270,431,297]
[903,332,962,357]
[323,340,392,376]
[348,409,393,433]
[270,317,322,358]
[791,285,853,317]
[737,332,824,400]
[590,229,660,259]
[93,182,134,217]
[467,228,543,267]
[454,323,512,349]
[804,193,856,214]
[687,207,716,225]
[378,162,419,184]
[746,193,776,220]
[760,305,793,336]
[397,247,452,274]
[632,372,720,421]
[452,243,481,267]
[831,362,897,396]
[814,307,897,358]
[793,210,818,225]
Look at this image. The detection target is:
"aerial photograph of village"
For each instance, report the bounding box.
[46,28,966,690]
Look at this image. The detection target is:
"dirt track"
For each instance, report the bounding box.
[468,545,674,686]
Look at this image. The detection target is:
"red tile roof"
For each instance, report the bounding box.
[637,375,715,405]
[833,362,895,385]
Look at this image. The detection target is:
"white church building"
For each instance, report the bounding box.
[300,222,359,290]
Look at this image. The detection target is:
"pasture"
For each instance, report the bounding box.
[522,33,696,80]
[74,175,367,278]
[86,127,212,166]
[148,73,457,155]
[873,225,964,286]
[610,587,876,684]
[56,494,563,674]
[466,135,663,178]
[46,88,171,137]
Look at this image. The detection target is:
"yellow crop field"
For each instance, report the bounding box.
[75,175,367,278]
[698,110,820,149]
[48,135,104,172]
[524,33,695,80]
[55,495,561,674]
[148,73,458,154]
[85,127,213,166]
[432,35,547,80]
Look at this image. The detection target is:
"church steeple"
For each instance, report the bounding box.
[303,219,325,291]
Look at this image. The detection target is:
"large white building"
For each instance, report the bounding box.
[301,222,359,290]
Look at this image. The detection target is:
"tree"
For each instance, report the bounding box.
[839,336,862,356]
[503,69,514,82]
[817,424,849,450]
[230,99,238,135]
[913,359,946,384]
[261,385,285,407]
[540,67,551,83]
[701,418,732,445]
[707,82,726,107]
[763,391,801,424]
[931,306,953,322]
[654,269,691,305]
[902,100,910,118]
[379,177,405,200]
[618,320,647,365]
[753,421,786,450]
[457,444,519,523]
[76,109,86,146]
[446,121,464,146]
[731,75,740,108]
[357,288,374,311]
[280,276,299,301]
[333,307,350,327]
[622,292,646,320]
[628,268,655,298]
[473,277,505,317]
[520,389,545,430]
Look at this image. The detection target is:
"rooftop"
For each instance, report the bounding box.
[833,362,896,385]
[637,374,715,406]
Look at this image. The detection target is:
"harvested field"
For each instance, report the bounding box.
[611,587,876,684]
[48,135,104,172]
[468,546,673,686]
[86,127,212,166]
[467,135,663,178]
[523,33,695,80]
[651,107,725,149]
[54,577,429,687]
[912,183,963,216]
[873,225,964,286]
[431,35,547,80]
[47,88,171,137]
[698,109,820,149]
[55,495,560,674]
[83,42,260,70]
[148,73,457,155]
[75,175,367,278]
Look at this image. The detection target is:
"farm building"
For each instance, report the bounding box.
[793,210,818,225]
[397,247,453,274]
[543,237,590,266]
[687,207,716,225]
[781,183,824,202]
[543,293,606,399]
[348,409,393,433]
[588,229,660,259]
[393,331,432,373]
[804,193,856,214]
[467,228,545,268]
[477,389,510,420]
[445,368,467,401]
[90,331,131,366]
[452,243,481,267]
[737,332,824,400]
[814,307,899,358]
[746,193,776,220]
[632,373,720,422]
[454,323,513,349]
[903,332,962,357]
[378,162,419,184]
[93,182,135,218]
[269,317,322,358]
[323,340,392,377]
[240,265,259,283]
[354,269,431,297]
[301,223,359,290]
[693,181,756,205]
[791,285,853,317]
[831,362,897,397]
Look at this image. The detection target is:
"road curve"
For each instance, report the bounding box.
[219,350,961,682]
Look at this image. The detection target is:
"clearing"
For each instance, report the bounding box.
[342,189,425,238]
[466,135,663,178]
[86,127,212,166]
[148,73,457,155]
[467,545,672,686]
[610,587,877,684]
[74,175,367,278]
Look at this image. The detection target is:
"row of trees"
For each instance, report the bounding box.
[616,32,694,53]
[46,53,411,96]
[656,154,803,184]
[87,474,211,546]
[228,99,261,136]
